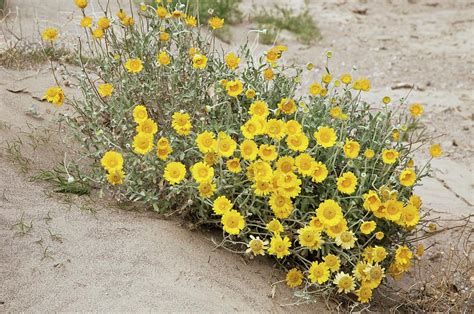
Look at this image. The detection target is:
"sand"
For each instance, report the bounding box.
[0,0,473,312]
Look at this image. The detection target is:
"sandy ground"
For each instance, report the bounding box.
[0,0,473,312]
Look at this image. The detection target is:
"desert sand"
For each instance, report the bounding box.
[0,0,472,312]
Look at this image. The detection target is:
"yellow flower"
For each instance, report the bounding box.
[208,16,224,29]
[265,119,286,140]
[195,131,216,153]
[409,194,422,209]
[360,221,376,234]
[385,199,403,221]
[246,235,268,256]
[132,105,148,124]
[322,73,332,84]
[204,152,219,166]
[226,80,244,97]
[314,127,337,148]
[362,247,376,264]
[192,53,208,69]
[409,103,424,118]
[182,14,196,26]
[340,73,352,84]
[309,216,324,231]
[226,158,242,173]
[156,137,173,160]
[101,151,123,171]
[171,10,184,19]
[241,117,265,139]
[213,196,233,215]
[286,132,309,152]
[278,98,297,115]
[125,58,143,73]
[258,144,277,161]
[172,112,192,136]
[298,226,322,249]
[375,231,384,240]
[159,32,170,41]
[325,219,348,238]
[198,180,216,198]
[133,132,154,155]
[330,106,348,120]
[399,168,417,187]
[276,173,301,199]
[164,161,186,185]
[374,246,387,262]
[224,52,240,70]
[221,210,245,235]
[308,261,330,284]
[295,153,315,176]
[191,161,214,183]
[269,192,293,219]
[353,77,371,91]
[335,230,357,249]
[323,254,340,272]
[120,16,135,26]
[333,272,355,293]
[266,218,284,234]
[248,160,272,182]
[343,139,360,159]
[311,162,328,183]
[156,6,168,18]
[286,268,303,288]
[75,0,88,9]
[316,199,343,227]
[383,96,391,104]
[356,285,373,303]
[253,180,273,196]
[245,89,256,99]
[382,148,399,164]
[98,83,113,97]
[157,51,171,66]
[44,86,65,106]
[136,118,158,135]
[363,190,381,211]
[116,9,126,20]
[263,67,274,80]
[309,82,322,95]
[274,156,293,174]
[429,143,442,157]
[42,28,59,41]
[364,148,375,159]
[106,169,124,185]
[92,28,104,39]
[240,139,258,161]
[265,47,281,63]
[268,235,291,259]
[97,17,111,29]
[286,120,302,134]
[336,171,358,195]
[216,132,237,157]
[80,16,93,28]
[249,100,269,118]
[400,204,420,227]
[395,245,413,265]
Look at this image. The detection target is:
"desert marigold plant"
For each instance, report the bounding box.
[42,0,444,305]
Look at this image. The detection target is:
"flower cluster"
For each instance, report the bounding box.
[43,1,442,304]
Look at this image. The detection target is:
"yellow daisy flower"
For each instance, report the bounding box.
[163,161,186,185]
